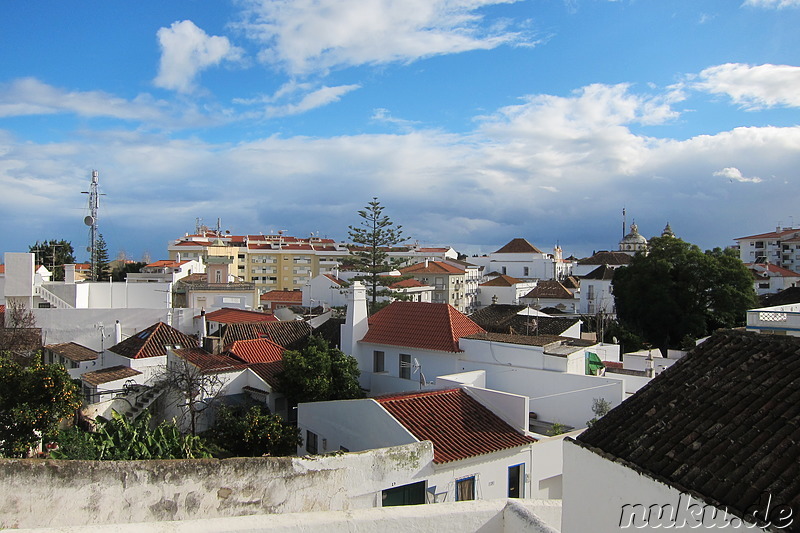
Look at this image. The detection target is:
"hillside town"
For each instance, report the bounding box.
[2,211,800,532]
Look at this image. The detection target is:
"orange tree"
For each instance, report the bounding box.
[0,354,82,457]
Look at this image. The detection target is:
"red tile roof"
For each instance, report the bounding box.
[494,238,543,254]
[0,265,5,274]
[226,338,285,364]
[175,348,249,373]
[400,261,464,275]
[248,361,284,389]
[746,263,800,277]
[146,259,190,268]
[109,322,198,359]
[260,290,303,303]
[376,388,535,463]
[45,342,99,363]
[204,308,278,324]
[480,274,522,287]
[523,280,574,299]
[81,365,142,386]
[323,274,348,286]
[361,302,484,353]
[736,228,800,240]
[389,278,427,289]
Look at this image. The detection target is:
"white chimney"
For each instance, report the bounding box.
[341,281,368,360]
[64,264,76,284]
[114,320,122,345]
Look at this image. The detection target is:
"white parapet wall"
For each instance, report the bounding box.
[0,442,434,529]
[11,499,562,533]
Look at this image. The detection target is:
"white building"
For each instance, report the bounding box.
[477,275,538,307]
[735,226,800,273]
[471,239,570,281]
[747,302,800,337]
[298,385,537,503]
[562,330,799,532]
[578,265,616,316]
[746,262,800,296]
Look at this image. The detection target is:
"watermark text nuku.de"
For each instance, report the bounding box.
[619,492,794,529]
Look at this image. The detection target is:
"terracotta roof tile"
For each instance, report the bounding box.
[399,261,464,275]
[81,365,141,386]
[480,274,522,287]
[469,305,579,336]
[260,291,303,303]
[523,280,574,299]
[736,228,800,240]
[248,361,284,389]
[389,278,427,289]
[576,330,800,521]
[108,322,198,359]
[361,302,484,353]
[582,264,616,280]
[45,342,99,363]
[577,251,632,266]
[204,308,278,324]
[376,388,535,463]
[225,338,285,364]
[220,320,311,350]
[175,348,249,373]
[494,238,543,254]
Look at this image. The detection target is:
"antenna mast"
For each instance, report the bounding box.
[82,170,101,281]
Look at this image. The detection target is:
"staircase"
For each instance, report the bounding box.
[124,386,165,421]
[35,286,74,309]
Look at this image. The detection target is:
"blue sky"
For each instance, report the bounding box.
[2,0,800,262]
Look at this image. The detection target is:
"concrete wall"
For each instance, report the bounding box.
[0,442,434,529]
[11,500,560,533]
[32,307,198,351]
[561,440,764,532]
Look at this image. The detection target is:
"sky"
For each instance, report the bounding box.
[2,0,800,262]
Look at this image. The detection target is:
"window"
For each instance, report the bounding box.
[382,481,426,507]
[399,354,411,380]
[306,430,318,454]
[501,266,507,275]
[508,464,524,498]
[373,351,385,373]
[587,285,595,300]
[456,476,475,501]
[523,267,529,277]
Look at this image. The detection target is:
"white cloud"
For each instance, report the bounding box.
[154,20,244,93]
[265,84,361,117]
[713,167,763,183]
[693,63,800,109]
[235,0,529,75]
[0,78,168,121]
[742,0,800,8]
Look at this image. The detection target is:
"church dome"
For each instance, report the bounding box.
[619,223,648,253]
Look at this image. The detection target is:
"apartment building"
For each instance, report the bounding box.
[735,226,800,274]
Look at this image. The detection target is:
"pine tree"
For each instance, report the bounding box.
[92,234,111,281]
[28,239,75,281]
[344,198,405,314]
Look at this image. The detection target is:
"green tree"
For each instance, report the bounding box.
[92,233,111,281]
[205,405,301,457]
[345,198,406,314]
[28,239,76,281]
[612,236,757,351]
[50,411,210,460]
[111,261,146,282]
[277,335,364,406]
[0,355,82,457]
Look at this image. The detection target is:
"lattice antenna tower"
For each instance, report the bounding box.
[82,170,104,281]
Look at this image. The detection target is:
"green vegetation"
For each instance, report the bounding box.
[612,237,757,351]
[28,239,76,281]
[344,197,406,314]
[277,335,364,405]
[0,354,82,457]
[51,411,210,460]
[587,397,613,428]
[204,405,301,457]
[92,233,111,281]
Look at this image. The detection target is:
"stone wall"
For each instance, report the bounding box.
[0,442,433,529]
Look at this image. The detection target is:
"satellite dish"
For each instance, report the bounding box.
[84,215,94,226]
[86,246,92,253]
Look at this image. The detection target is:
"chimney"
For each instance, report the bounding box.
[341,281,368,360]
[64,264,76,284]
[114,320,122,345]
[199,308,207,346]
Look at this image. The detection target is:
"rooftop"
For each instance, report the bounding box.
[44,342,99,363]
[480,274,523,287]
[204,308,278,324]
[81,365,142,386]
[376,388,536,464]
[523,280,574,300]
[361,302,485,353]
[577,251,632,266]
[493,238,543,254]
[225,338,285,364]
[399,261,464,275]
[108,322,198,359]
[576,329,800,521]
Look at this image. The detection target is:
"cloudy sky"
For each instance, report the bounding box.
[2,0,800,262]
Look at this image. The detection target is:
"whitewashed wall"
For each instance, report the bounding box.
[561,440,763,532]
